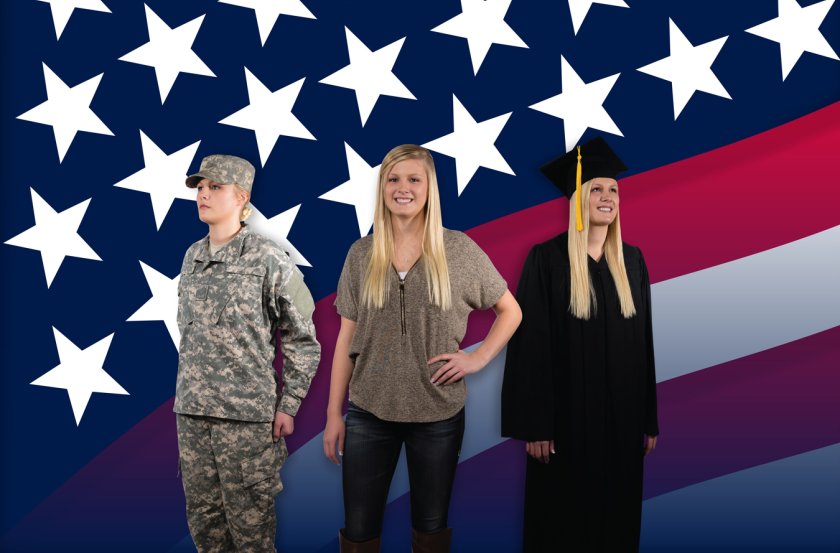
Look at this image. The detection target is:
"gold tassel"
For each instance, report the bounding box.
[575,146,583,231]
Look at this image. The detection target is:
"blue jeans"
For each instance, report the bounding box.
[342,403,465,542]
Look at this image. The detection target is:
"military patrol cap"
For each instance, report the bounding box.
[186,155,256,192]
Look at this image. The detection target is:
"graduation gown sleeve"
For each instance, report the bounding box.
[639,249,659,437]
[501,244,558,441]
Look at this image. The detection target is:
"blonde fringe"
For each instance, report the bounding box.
[567,180,636,319]
[362,145,451,310]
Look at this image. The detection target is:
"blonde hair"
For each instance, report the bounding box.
[362,145,451,310]
[568,180,636,319]
[234,184,252,221]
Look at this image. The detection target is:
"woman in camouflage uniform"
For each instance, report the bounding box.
[175,154,321,552]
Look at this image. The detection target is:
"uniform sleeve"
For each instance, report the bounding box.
[269,252,321,416]
[461,235,507,310]
[639,249,660,437]
[334,245,360,321]
[501,245,556,441]
[176,245,198,335]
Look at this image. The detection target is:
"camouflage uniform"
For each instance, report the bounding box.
[177,415,288,552]
[175,155,320,552]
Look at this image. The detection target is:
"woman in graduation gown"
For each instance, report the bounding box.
[502,137,659,553]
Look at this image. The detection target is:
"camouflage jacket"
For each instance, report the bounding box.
[174,225,320,422]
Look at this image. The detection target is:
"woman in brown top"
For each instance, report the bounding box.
[323,144,521,552]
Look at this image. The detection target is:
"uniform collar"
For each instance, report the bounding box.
[194,224,251,263]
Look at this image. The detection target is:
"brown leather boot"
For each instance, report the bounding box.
[411,528,452,553]
[339,529,381,553]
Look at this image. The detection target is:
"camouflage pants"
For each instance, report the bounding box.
[177,414,288,553]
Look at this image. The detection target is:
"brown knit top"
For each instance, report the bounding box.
[335,229,507,422]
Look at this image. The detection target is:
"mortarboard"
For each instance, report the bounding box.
[539,136,628,231]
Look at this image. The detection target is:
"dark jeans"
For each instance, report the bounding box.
[342,403,466,542]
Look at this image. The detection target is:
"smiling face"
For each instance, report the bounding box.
[588,177,619,228]
[383,158,429,222]
[195,179,248,225]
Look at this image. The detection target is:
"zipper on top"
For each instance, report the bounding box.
[393,261,417,337]
[399,278,406,335]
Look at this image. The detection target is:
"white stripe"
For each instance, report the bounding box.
[653,225,840,381]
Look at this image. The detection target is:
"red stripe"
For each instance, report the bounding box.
[461,100,840,346]
[643,324,840,498]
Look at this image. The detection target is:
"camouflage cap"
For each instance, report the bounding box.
[185,154,256,192]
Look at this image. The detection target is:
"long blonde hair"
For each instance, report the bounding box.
[362,145,451,310]
[568,180,636,319]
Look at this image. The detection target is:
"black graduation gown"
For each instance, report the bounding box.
[501,233,659,553]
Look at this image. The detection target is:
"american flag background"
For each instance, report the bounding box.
[2,0,839,551]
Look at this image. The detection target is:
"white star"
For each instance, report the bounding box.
[746,0,838,81]
[114,131,199,230]
[128,261,180,350]
[567,0,628,35]
[637,19,730,120]
[37,0,110,40]
[529,56,622,152]
[5,188,101,288]
[17,63,113,163]
[319,27,416,126]
[431,0,528,75]
[31,328,128,426]
[249,204,311,267]
[219,68,315,167]
[119,4,215,103]
[319,143,380,237]
[423,95,514,196]
[219,0,315,46]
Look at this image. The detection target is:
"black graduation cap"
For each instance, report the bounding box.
[539,136,627,230]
